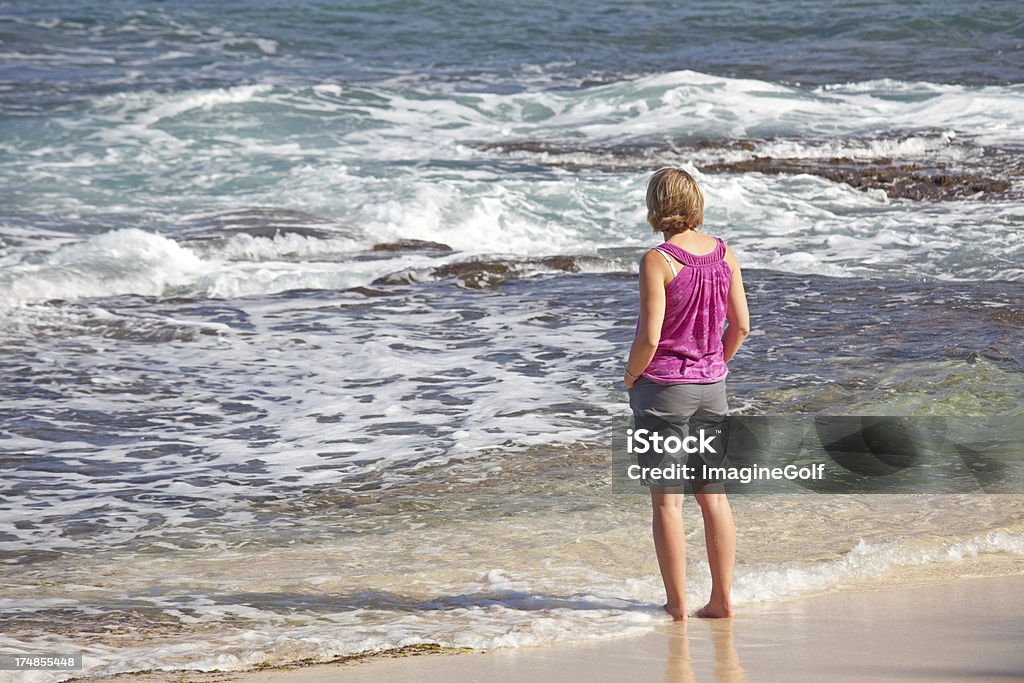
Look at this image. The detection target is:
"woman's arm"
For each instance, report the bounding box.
[722,244,750,363]
[624,250,668,388]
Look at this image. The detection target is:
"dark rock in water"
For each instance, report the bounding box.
[540,255,579,272]
[985,307,1024,326]
[372,239,453,253]
[474,140,661,173]
[477,137,1017,202]
[478,138,759,158]
[345,286,394,297]
[701,156,1010,201]
[435,260,515,288]
[693,138,759,152]
[434,255,605,288]
[372,255,609,289]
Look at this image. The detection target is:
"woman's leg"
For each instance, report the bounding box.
[692,382,735,617]
[693,483,735,617]
[650,487,687,620]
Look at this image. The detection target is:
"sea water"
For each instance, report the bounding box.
[1,1,1023,680]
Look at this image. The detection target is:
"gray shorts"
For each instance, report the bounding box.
[627,377,730,489]
[628,376,729,418]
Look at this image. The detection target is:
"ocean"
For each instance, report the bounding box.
[1,1,1023,680]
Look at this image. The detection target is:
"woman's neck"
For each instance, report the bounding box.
[662,228,699,242]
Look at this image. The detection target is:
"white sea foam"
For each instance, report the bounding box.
[734,531,1024,603]
[0,225,622,307]
[4,70,1020,284]
[201,231,366,261]
[707,130,965,165]
[1,168,1019,311]
[93,83,273,125]
[0,229,206,307]
[312,70,1024,147]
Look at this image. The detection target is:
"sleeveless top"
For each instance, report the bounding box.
[640,237,732,384]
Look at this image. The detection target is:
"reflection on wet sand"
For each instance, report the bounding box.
[663,619,745,683]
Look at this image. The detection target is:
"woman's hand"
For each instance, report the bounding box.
[624,370,637,389]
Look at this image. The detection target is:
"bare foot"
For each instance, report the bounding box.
[695,602,734,618]
[663,603,688,621]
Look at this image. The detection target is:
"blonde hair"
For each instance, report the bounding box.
[646,167,704,235]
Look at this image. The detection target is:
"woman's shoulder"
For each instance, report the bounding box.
[719,239,741,269]
[697,232,729,250]
[694,232,738,268]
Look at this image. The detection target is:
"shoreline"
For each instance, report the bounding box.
[71,571,1024,683]
[63,645,473,683]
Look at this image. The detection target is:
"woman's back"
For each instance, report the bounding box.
[643,234,732,384]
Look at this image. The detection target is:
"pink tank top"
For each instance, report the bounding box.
[641,237,732,384]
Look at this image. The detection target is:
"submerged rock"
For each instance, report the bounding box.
[373,255,608,289]
[701,156,1010,201]
[371,239,454,253]
[478,136,1016,202]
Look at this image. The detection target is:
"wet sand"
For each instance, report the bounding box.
[76,572,1024,683]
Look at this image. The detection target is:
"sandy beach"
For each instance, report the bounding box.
[74,573,1024,683]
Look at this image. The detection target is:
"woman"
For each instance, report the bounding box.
[624,167,750,620]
